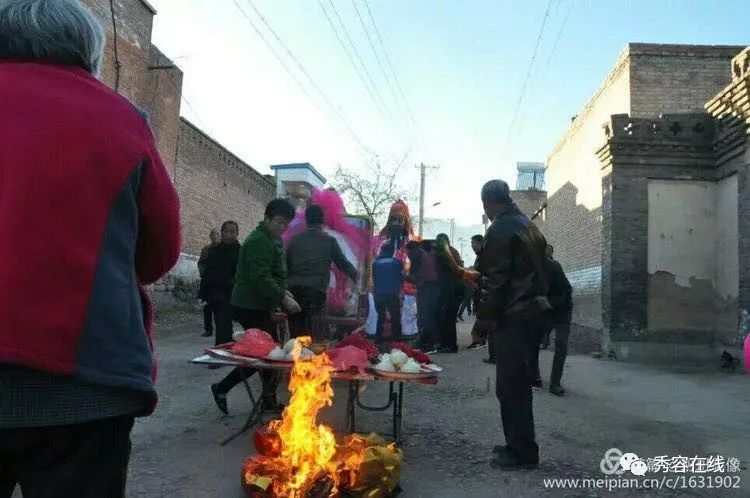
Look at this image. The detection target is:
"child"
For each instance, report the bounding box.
[372,243,404,344]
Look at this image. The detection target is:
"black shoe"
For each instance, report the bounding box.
[207,364,221,370]
[549,385,566,396]
[201,330,213,337]
[493,444,512,455]
[483,357,496,364]
[466,342,480,350]
[424,346,440,355]
[210,384,228,415]
[490,451,538,470]
[532,379,543,389]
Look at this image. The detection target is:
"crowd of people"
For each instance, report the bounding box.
[0,1,576,495]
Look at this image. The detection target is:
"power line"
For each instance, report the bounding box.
[325,0,392,124]
[363,0,416,126]
[501,0,555,161]
[351,0,403,124]
[234,0,372,155]
[316,0,389,123]
[515,0,573,140]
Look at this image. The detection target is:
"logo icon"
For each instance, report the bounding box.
[620,452,640,471]
[630,459,648,476]
[600,448,625,475]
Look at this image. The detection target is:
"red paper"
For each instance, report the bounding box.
[337,332,380,363]
[231,329,277,358]
[326,346,369,373]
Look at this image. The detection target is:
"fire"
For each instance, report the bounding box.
[243,336,402,498]
[270,336,339,495]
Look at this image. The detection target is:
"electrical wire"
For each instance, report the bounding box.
[351,0,402,124]
[235,0,373,155]
[501,0,555,160]
[362,0,416,126]
[317,0,389,123]
[326,0,392,123]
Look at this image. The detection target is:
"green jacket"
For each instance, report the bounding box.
[231,221,286,312]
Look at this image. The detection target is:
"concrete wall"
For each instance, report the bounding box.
[647,180,720,332]
[629,44,743,118]
[646,177,739,344]
[175,119,275,256]
[716,174,740,345]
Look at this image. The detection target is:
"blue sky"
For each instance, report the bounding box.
[149,0,748,225]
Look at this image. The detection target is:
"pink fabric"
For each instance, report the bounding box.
[326,345,369,373]
[744,334,750,374]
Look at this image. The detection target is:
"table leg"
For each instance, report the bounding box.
[393,382,404,444]
[345,380,358,434]
[221,369,264,446]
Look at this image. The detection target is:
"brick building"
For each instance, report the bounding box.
[81,0,183,174]
[547,43,748,363]
[511,162,548,236]
[79,0,276,267]
[176,119,275,255]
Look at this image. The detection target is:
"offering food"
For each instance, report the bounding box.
[389,349,408,368]
[399,358,421,374]
[266,346,286,361]
[373,359,396,372]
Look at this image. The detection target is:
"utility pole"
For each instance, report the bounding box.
[416,163,439,237]
[449,218,455,243]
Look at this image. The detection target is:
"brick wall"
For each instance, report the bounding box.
[597,113,744,363]
[80,0,183,172]
[629,44,742,118]
[175,119,275,255]
[510,189,547,235]
[547,43,747,344]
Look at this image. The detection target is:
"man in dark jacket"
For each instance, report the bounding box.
[286,205,358,338]
[198,228,220,337]
[0,1,180,495]
[211,199,299,415]
[477,180,550,469]
[435,233,464,353]
[539,245,573,396]
[407,241,440,352]
[199,221,241,346]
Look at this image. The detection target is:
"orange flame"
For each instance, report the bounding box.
[266,336,340,496]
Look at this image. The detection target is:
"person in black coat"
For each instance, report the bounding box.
[535,244,573,396]
[477,180,551,469]
[198,221,241,346]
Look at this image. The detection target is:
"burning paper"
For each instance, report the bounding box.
[242,337,402,498]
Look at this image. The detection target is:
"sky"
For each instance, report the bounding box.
[148,0,749,227]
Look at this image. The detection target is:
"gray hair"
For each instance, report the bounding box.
[0,0,105,75]
[481,179,512,205]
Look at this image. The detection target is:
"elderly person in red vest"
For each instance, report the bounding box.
[0,1,180,496]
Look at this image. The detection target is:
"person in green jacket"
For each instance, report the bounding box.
[211,198,299,414]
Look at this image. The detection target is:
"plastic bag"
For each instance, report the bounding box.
[326,346,369,373]
[231,329,277,358]
[744,333,750,374]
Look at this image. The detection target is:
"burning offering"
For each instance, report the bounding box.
[242,337,403,497]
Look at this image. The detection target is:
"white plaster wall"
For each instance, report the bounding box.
[716,174,739,300]
[647,180,717,286]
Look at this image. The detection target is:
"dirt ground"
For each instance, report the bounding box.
[121,311,750,498]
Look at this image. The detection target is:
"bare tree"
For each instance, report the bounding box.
[332,162,409,230]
